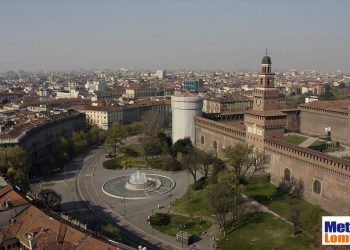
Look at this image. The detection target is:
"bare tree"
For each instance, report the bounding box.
[288,203,301,235]
[139,111,165,159]
[205,170,237,235]
[197,150,215,180]
[180,148,201,182]
[140,110,164,137]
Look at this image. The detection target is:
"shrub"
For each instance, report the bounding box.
[103,159,122,170]
[192,177,206,190]
[124,147,139,157]
[149,213,171,226]
[162,155,183,171]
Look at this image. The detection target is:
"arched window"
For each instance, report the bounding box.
[260,79,263,85]
[201,135,204,144]
[284,168,291,181]
[213,141,218,151]
[313,179,321,195]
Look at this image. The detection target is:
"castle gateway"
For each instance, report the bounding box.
[195,54,350,215]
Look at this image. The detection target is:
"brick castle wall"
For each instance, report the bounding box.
[195,116,350,214]
[300,106,350,145]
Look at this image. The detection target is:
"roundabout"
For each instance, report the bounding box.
[102,170,176,199]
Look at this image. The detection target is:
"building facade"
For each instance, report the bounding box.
[0,110,86,168]
[194,54,350,214]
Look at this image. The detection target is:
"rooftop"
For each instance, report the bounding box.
[0,205,121,250]
[299,99,350,113]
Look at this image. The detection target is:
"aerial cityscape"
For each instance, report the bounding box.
[0,1,350,250]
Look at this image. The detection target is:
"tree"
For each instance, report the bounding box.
[102,224,120,240]
[72,131,89,153]
[211,158,226,181]
[171,137,193,157]
[223,143,269,220]
[0,146,28,187]
[140,110,164,138]
[126,121,141,136]
[288,202,301,235]
[279,177,304,198]
[157,132,172,155]
[139,111,165,159]
[105,123,127,155]
[197,150,215,180]
[88,126,101,144]
[223,144,269,185]
[179,147,201,182]
[37,189,62,211]
[205,170,238,234]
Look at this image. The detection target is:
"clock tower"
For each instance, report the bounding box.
[244,51,287,149]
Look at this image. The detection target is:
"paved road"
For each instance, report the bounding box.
[31,142,202,250]
[76,147,195,250]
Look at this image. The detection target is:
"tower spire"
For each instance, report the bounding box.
[265,48,268,56]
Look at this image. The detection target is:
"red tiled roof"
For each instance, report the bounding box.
[0,205,121,250]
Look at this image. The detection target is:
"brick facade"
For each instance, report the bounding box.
[195,116,350,214]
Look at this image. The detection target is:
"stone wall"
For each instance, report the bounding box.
[265,138,350,215]
[195,117,245,156]
[194,116,350,215]
[282,109,300,132]
[299,106,349,145]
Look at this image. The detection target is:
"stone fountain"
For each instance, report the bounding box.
[125,171,157,190]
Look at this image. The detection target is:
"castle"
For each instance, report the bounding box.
[193,53,350,215]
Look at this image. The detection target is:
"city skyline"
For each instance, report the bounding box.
[1,0,350,71]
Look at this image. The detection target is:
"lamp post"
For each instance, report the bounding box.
[151,208,154,235]
[168,190,172,213]
[123,195,126,218]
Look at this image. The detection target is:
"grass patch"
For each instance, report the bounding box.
[152,214,211,236]
[309,139,325,147]
[324,145,344,152]
[343,156,350,160]
[283,135,307,145]
[245,182,329,237]
[172,186,212,216]
[218,212,314,250]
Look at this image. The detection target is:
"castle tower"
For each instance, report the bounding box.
[244,51,287,149]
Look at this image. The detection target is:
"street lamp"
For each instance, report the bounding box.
[123,195,126,218]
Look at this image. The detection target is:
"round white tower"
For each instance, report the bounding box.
[171,94,203,144]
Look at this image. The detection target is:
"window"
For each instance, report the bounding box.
[213,140,218,151]
[284,168,291,181]
[201,136,204,144]
[313,179,321,195]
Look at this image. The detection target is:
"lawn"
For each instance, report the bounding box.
[218,212,315,250]
[114,154,163,169]
[309,139,325,147]
[152,214,211,236]
[171,186,212,216]
[245,182,329,237]
[283,134,307,145]
[324,145,344,152]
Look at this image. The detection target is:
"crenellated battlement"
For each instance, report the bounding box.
[265,138,350,178]
[195,116,246,141]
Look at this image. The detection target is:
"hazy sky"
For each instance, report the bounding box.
[1,0,349,71]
